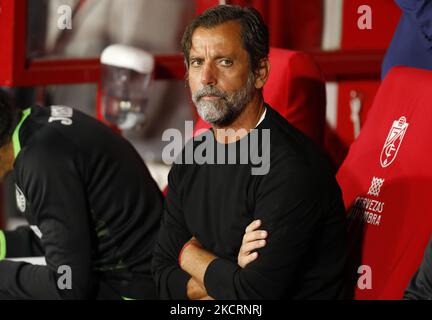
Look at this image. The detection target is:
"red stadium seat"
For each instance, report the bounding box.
[193,47,326,147]
[336,67,432,299]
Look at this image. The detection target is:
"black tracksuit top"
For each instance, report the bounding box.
[152,105,348,300]
[0,105,163,299]
[404,238,432,300]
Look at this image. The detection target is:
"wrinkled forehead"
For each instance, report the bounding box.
[189,21,246,58]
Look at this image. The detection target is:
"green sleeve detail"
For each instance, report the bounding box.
[12,108,32,159]
[0,230,6,260]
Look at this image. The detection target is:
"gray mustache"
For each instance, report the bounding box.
[194,86,227,101]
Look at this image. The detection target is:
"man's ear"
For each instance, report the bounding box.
[184,59,190,83]
[254,58,270,90]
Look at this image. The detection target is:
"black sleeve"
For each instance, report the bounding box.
[0,142,94,299]
[152,165,193,300]
[203,158,327,299]
[404,238,432,300]
[1,226,44,258]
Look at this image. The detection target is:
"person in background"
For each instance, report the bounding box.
[43,0,195,162]
[0,92,163,299]
[404,237,432,300]
[382,0,432,79]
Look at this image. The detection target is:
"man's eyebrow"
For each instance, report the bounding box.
[189,55,234,60]
[214,55,233,60]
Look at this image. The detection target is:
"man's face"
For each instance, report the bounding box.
[188,21,257,126]
[0,142,14,180]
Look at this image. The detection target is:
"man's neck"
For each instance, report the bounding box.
[213,94,265,144]
[0,142,15,179]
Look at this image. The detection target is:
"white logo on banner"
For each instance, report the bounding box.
[367,177,385,197]
[380,116,409,168]
[350,177,386,227]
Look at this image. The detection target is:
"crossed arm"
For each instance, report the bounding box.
[179,220,268,300]
[152,160,323,300]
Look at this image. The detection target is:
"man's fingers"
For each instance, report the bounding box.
[238,220,267,268]
[245,219,261,233]
[243,230,268,244]
[240,239,267,254]
[239,252,259,268]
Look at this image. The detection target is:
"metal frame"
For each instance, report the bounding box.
[0,0,384,88]
[0,0,188,86]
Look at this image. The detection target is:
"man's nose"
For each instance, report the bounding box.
[201,63,217,86]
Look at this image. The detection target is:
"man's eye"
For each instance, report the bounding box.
[220,59,233,67]
[190,60,202,67]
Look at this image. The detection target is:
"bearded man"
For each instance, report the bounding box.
[152,5,348,300]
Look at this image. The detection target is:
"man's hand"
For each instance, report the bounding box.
[238,219,268,268]
[180,237,216,300]
[187,277,211,300]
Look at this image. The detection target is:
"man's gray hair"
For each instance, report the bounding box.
[181,5,269,72]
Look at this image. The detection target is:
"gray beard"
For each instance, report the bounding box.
[192,73,256,126]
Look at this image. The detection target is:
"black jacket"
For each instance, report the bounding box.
[404,238,432,300]
[0,105,163,299]
[152,105,348,300]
